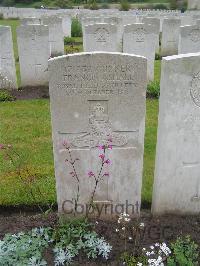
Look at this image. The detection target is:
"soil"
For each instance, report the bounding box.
[0,209,200,265]
[10,86,49,100]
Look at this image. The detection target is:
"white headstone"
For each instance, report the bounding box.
[17,24,49,87]
[123,23,157,81]
[142,17,160,53]
[152,53,200,215]
[49,52,147,217]
[62,15,71,37]
[161,18,181,56]
[179,25,200,54]
[83,23,119,52]
[0,26,17,89]
[21,17,41,25]
[42,16,64,56]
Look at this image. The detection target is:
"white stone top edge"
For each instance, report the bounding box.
[163,52,200,61]
[84,23,116,26]
[48,52,147,63]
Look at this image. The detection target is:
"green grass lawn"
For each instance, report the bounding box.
[0,19,160,207]
[0,98,158,206]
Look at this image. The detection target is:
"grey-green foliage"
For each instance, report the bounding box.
[0,220,112,266]
[0,227,53,266]
[167,236,199,266]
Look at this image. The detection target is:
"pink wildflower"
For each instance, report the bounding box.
[88,171,95,177]
[105,159,111,165]
[99,154,105,160]
[108,144,112,150]
[98,145,104,150]
[104,172,109,177]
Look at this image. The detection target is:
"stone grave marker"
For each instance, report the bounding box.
[123,23,157,81]
[42,16,64,56]
[0,26,17,89]
[161,18,181,56]
[179,25,200,54]
[152,53,200,215]
[49,52,147,217]
[83,23,118,52]
[17,24,49,87]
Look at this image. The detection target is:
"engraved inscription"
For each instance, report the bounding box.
[71,101,127,148]
[189,29,200,42]
[133,28,147,43]
[94,28,109,43]
[190,72,200,107]
[59,63,140,96]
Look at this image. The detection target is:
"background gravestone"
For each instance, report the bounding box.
[179,25,200,54]
[49,52,147,217]
[17,24,49,87]
[0,26,17,89]
[161,18,181,56]
[42,16,64,56]
[152,53,200,215]
[123,23,157,81]
[83,23,118,52]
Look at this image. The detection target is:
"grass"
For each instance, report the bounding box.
[0,98,158,206]
[0,19,161,206]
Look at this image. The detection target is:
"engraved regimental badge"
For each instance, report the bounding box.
[94,28,109,43]
[189,29,200,43]
[71,102,127,148]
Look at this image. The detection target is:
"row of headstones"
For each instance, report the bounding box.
[83,16,200,80]
[48,51,200,216]
[1,13,200,89]
[0,6,181,20]
[0,15,71,89]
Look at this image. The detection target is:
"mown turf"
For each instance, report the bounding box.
[0,98,158,206]
[0,19,161,207]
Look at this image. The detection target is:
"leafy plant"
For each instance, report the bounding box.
[0,220,112,265]
[147,81,160,98]
[64,36,75,45]
[0,90,14,102]
[167,236,199,266]
[119,0,130,11]
[71,18,82,37]
[0,227,53,266]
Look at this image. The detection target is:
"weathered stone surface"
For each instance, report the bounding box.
[42,16,64,56]
[21,17,41,25]
[61,15,71,37]
[161,18,181,56]
[83,23,118,52]
[142,17,160,52]
[152,53,200,215]
[17,24,49,87]
[179,25,200,54]
[0,26,17,89]
[49,52,147,217]
[123,23,157,81]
